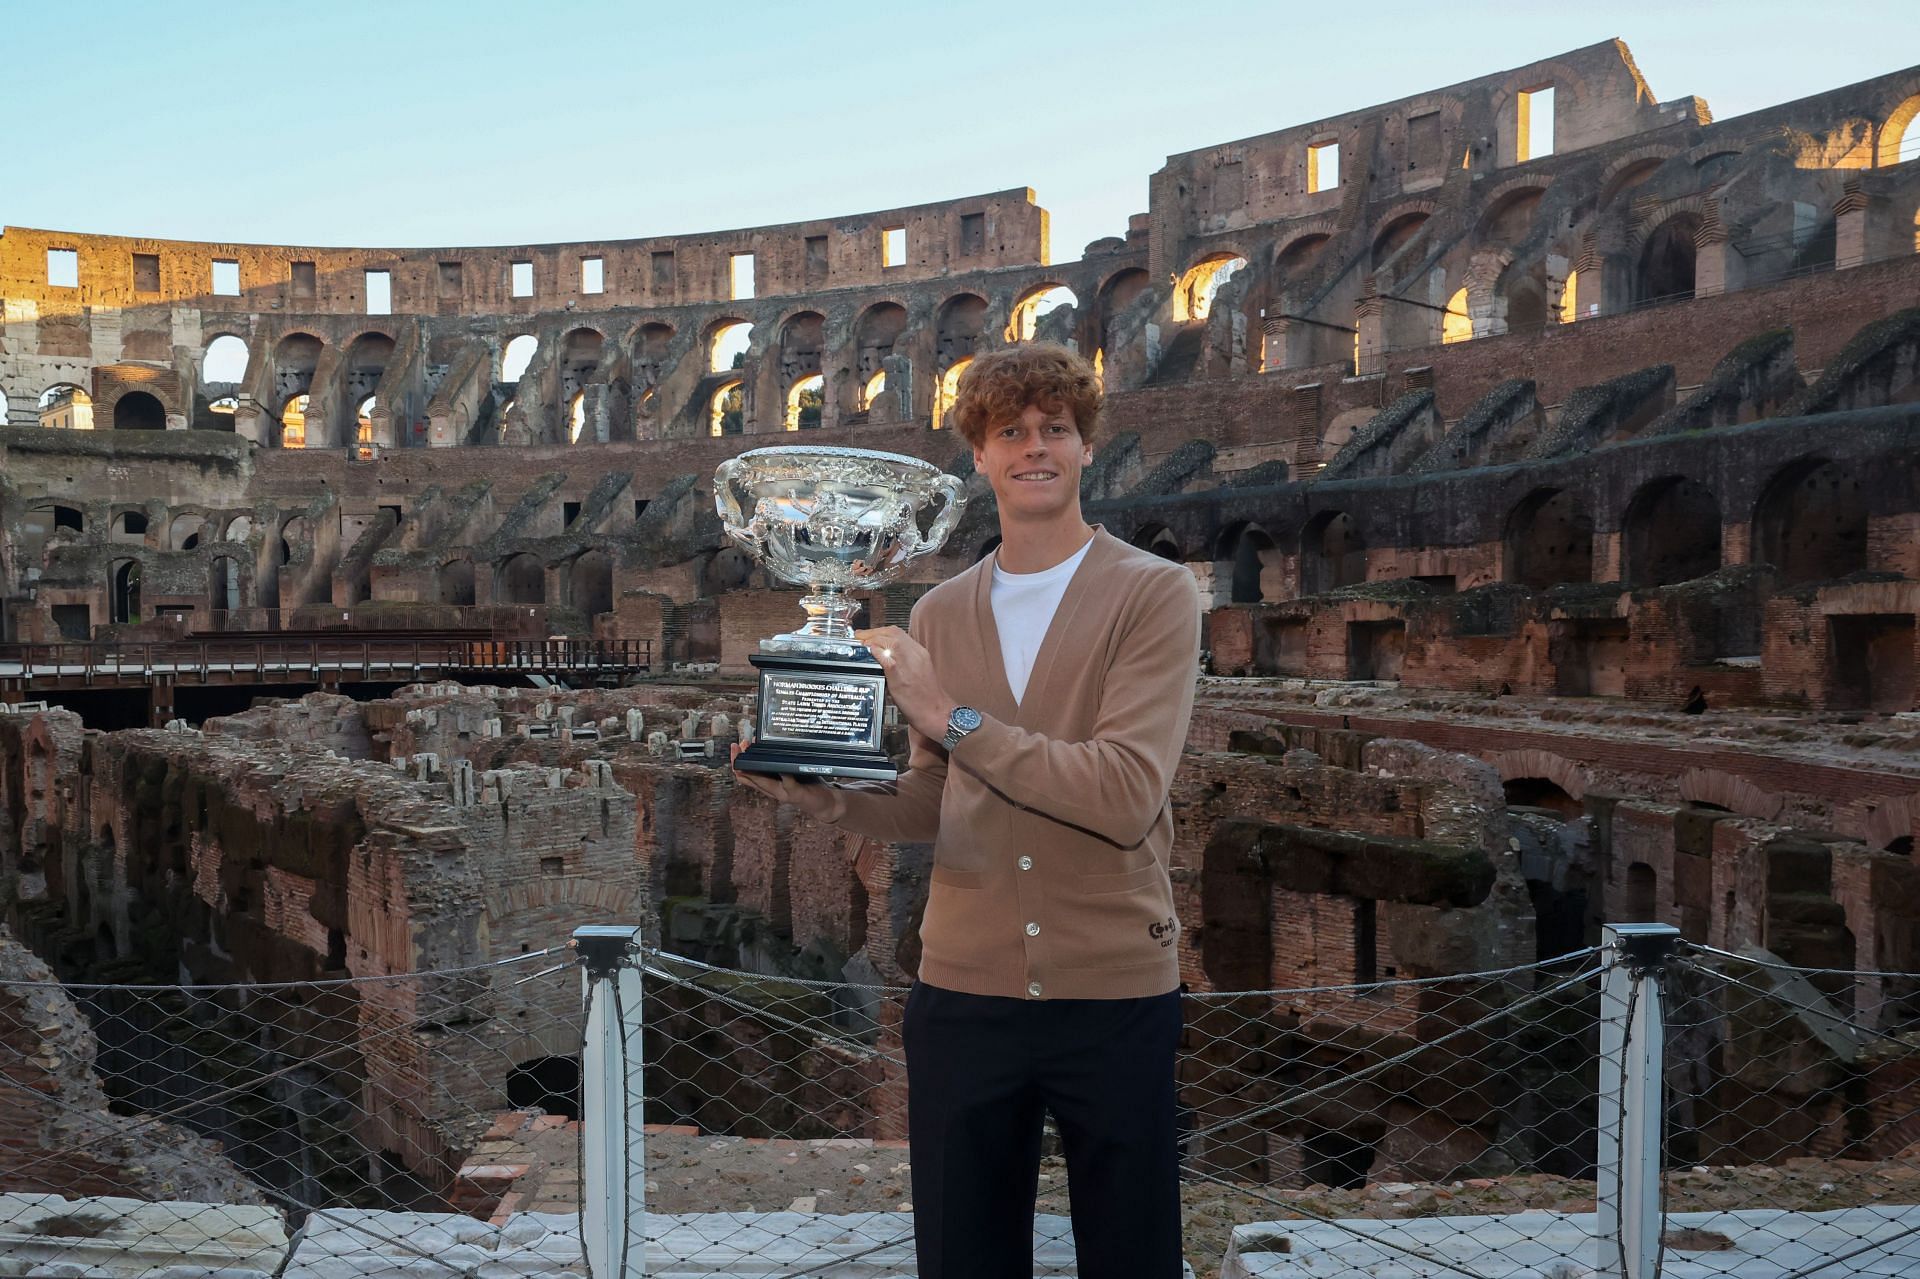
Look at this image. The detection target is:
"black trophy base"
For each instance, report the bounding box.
[733,651,897,782]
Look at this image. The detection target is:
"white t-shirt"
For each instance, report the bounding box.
[990,537,1094,705]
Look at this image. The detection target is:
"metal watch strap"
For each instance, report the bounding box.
[943,706,982,751]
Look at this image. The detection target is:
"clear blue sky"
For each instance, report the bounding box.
[6,1,1910,262]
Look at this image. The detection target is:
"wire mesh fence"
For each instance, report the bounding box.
[0,931,1915,1277]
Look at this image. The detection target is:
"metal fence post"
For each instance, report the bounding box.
[576,925,647,1279]
[1596,922,1680,1279]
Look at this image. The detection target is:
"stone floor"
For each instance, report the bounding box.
[1220,1206,1920,1278]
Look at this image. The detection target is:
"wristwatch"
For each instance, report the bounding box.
[943,705,984,751]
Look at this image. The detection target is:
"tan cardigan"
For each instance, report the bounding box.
[833,527,1200,1000]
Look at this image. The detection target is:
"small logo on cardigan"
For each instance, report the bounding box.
[1149,917,1178,947]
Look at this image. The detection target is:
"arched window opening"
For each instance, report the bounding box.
[1559,269,1580,324]
[1371,214,1430,271]
[709,381,744,437]
[280,394,310,449]
[1216,523,1281,604]
[1637,215,1701,305]
[709,322,753,373]
[1623,477,1722,587]
[861,370,887,410]
[208,396,239,419]
[935,294,989,367]
[113,391,166,430]
[1131,523,1183,563]
[1753,459,1867,586]
[211,556,240,611]
[1505,489,1594,589]
[38,385,94,431]
[438,560,474,606]
[169,514,205,551]
[51,506,83,533]
[1877,95,1920,167]
[501,334,539,384]
[853,302,908,397]
[1441,287,1472,344]
[111,561,142,624]
[1302,511,1366,594]
[497,554,545,606]
[203,335,250,385]
[1174,257,1246,323]
[568,392,588,443]
[569,550,614,619]
[785,374,824,431]
[1504,777,1581,819]
[933,358,970,431]
[1008,285,1078,343]
[112,511,149,543]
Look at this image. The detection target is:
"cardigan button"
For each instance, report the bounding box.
[1017,856,1033,871]
[1027,981,1043,998]
[1025,922,1040,937]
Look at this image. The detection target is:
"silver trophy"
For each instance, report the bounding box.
[714,445,966,779]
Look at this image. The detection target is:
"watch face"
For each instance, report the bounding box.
[953,706,983,731]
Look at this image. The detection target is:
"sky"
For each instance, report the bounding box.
[5,0,1912,264]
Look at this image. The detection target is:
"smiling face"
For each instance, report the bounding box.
[972,401,1093,524]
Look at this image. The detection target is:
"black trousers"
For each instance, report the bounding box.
[902,981,1185,1278]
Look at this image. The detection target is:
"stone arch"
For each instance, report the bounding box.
[1634,210,1704,304]
[1300,510,1365,594]
[1598,148,1680,207]
[112,391,167,430]
[37,383,94,430]
[209,553,243,611]
[1370,204,1439,272]
[438,558,475,606]
[1505,487,1593,589]
[1475,182,1550,245]
[707,319,753,373]
[1486,749,1590,802]
[1878,92,1920,167]
[1678,768,1784,820]
[1173,253,1248,323]
[1863,794,1918,852]
[776,310,826,390]
[500,333,539,384]
[1213,521,1282,604]
[1129,523,1184,563]
[709,379,744,436]
[568,549,614,618]
[559,327,606,407]
[1622,476,1721,587]
[1273,218,1341,269]
[1007,283,1079,343]
[1752,457,1868,586]
[496,553,546,606]
[852,301,908,380]
[202,333,250,385]
[110,559,142,624]
[935,293,989,370]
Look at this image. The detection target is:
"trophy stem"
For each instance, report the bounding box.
[761,584,870,658]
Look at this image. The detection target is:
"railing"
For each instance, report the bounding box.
[0,636,651,686]
[0,924,1912,1276]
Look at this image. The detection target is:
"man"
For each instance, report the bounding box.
[733,342,1199,1277]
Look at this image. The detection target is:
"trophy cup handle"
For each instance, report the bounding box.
[714,457,765,556]
[905,474,967,564]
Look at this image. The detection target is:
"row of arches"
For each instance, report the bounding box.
[1120,455,1873,603]
[27,385,168,431]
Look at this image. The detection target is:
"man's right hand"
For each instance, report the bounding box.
[729,742,848,823]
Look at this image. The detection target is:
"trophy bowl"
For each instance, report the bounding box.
[714,445,966,659]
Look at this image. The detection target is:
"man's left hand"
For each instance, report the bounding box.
[856,626,956,742]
